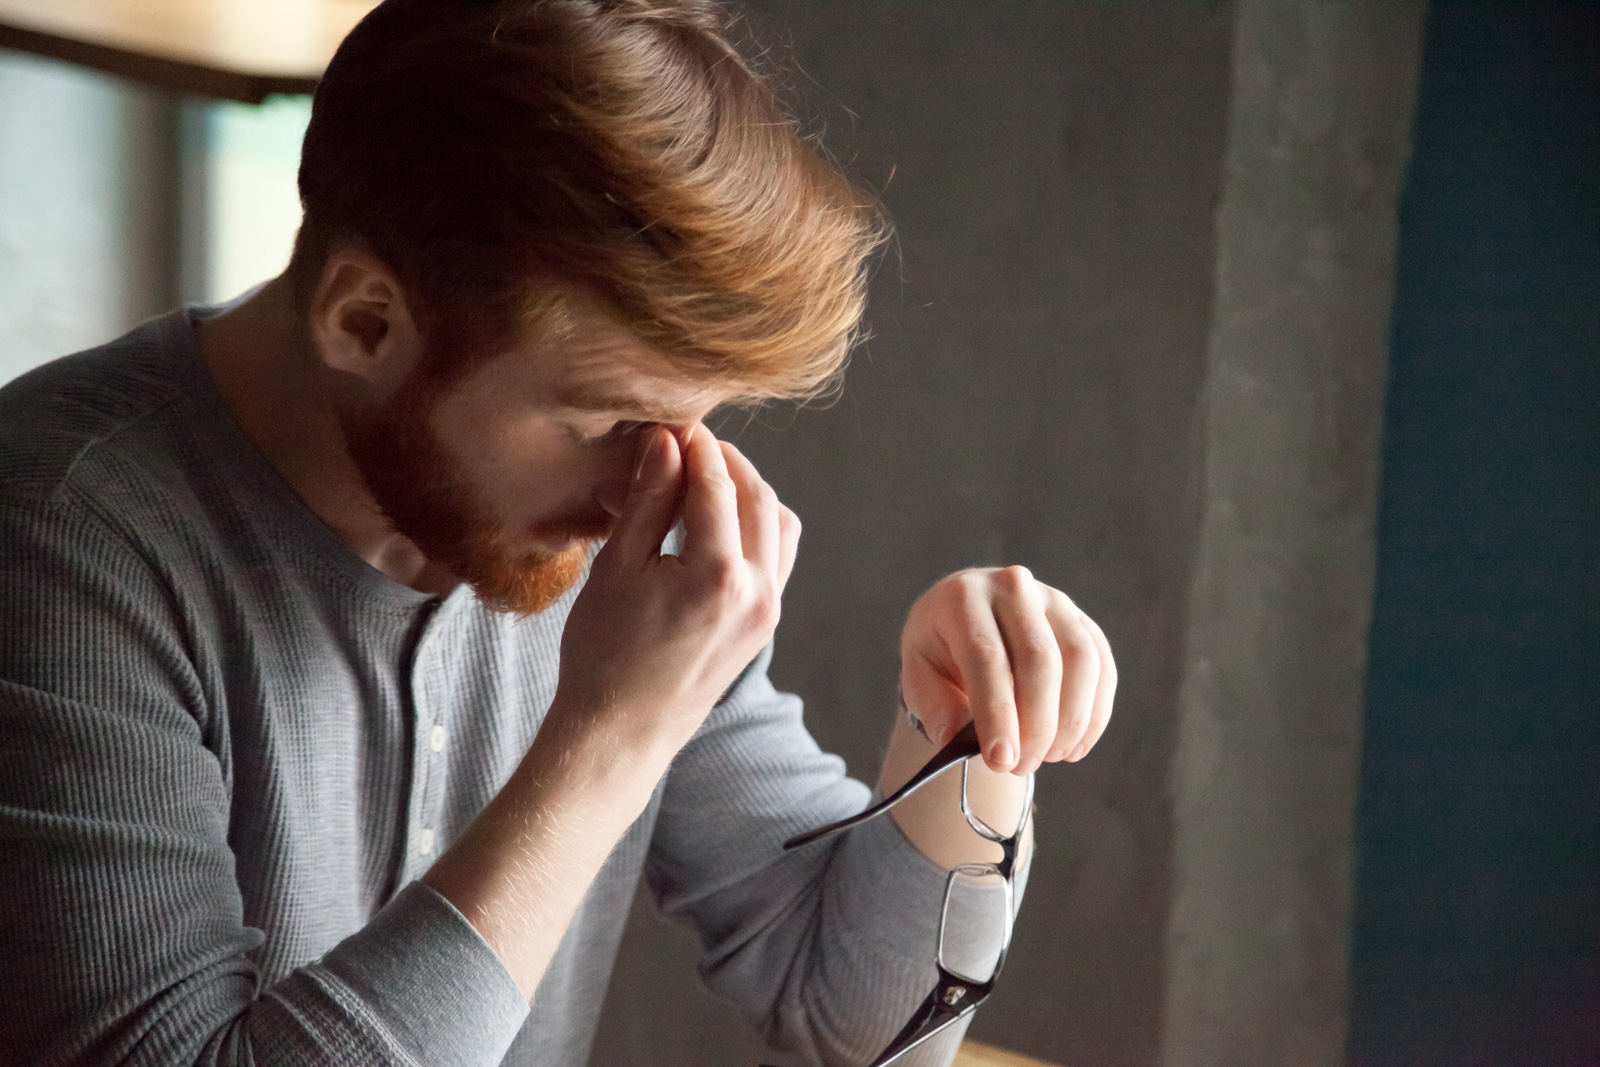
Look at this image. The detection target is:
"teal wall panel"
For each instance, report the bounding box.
[1350,4,1600,1064]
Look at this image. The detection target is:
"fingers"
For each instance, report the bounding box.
[943,579,1024,774]
[674,427,797,612]
[899,654,970,749]
[1043,589,1114,762]
[776,504,801,591]
[721,441,780,578]
[989,566,1062,775]
[603,426,683,565]
[1072,606,1117,760]
[902,567,1118,777]
[677,424,742,567]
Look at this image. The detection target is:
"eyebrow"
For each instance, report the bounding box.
[551,384,702,424]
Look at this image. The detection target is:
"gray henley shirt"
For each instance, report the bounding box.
[0,308,1003,1067]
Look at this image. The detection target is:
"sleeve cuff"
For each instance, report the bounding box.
[313,879,530,1067]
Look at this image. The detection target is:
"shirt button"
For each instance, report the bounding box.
[417,828,435,856]
[430,724,446,752]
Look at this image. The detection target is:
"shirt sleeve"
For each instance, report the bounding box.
[0,492,528,1067]
[644,643,1030,1067]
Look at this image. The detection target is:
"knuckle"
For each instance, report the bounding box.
[1060,618,1097,660]
[1048,588,1083,619]
[1013,626,1059,664]
[965,628,1007,664]
[951,569,985,595]
[1092,624,1117,668]
[1064,682,1100,718]
[701,556,743,598]
[999,564,1034,593]
[1019,721,1055,749]
[968,683,1005,711]
[749,582,782,631]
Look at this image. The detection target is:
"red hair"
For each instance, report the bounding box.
[292,0,884,398]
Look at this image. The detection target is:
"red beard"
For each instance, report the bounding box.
[339,360,601,616]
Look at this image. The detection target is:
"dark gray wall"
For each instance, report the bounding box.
[593,3,1424,1066]
[596,4,1235,1066]
[738,8,1234,1065]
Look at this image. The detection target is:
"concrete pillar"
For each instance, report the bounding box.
[1160,3,1424,1065]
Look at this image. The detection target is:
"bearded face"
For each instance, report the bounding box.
[339,357,601,616]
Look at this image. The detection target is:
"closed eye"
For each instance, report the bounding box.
[577,419,649,446]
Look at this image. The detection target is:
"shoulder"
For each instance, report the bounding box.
[0,312,193,510]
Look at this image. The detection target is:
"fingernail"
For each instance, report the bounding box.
[1046,748,1068,763]
[1068,743,1087,762]
[633,429,662,481]
[1019,757,1042,776]
[990,739,1017,770]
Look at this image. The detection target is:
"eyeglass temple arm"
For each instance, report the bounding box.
[757,985,978,1067]
[783,722,982,851]
[867,969,990,1067]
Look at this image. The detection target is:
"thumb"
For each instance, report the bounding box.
[602,426,684,566]
[900,656,971,749]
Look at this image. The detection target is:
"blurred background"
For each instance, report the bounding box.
[1,1,1595,1065]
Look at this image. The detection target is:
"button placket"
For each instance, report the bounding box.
[414,715,446,862]
[405,598,454,875]
[415,678,448,865]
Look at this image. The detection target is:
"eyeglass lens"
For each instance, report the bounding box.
[772,723,1035,1067]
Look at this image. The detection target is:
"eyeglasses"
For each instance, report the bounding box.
[776,723,1034,1067]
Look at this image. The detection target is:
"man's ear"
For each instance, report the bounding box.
[307,246,423,395]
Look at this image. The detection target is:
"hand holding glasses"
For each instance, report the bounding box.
[769,722,1035,1067]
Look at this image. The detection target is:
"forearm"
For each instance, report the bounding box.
[881,711,1030,870]
[425,423,800,1001]
[423,703,678,999]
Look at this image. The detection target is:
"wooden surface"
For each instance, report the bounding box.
[0,0,376,102]
[955,1041,1063,1067]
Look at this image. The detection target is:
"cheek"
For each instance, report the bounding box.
[471,425,621,526]
[433,410,559,511]
[488,435,576,509]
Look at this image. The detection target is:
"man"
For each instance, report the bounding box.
[0,1,1115,1064]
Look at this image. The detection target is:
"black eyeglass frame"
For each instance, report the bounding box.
[775,723,1035,1067]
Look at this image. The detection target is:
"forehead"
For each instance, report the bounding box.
[494,294,737,422]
